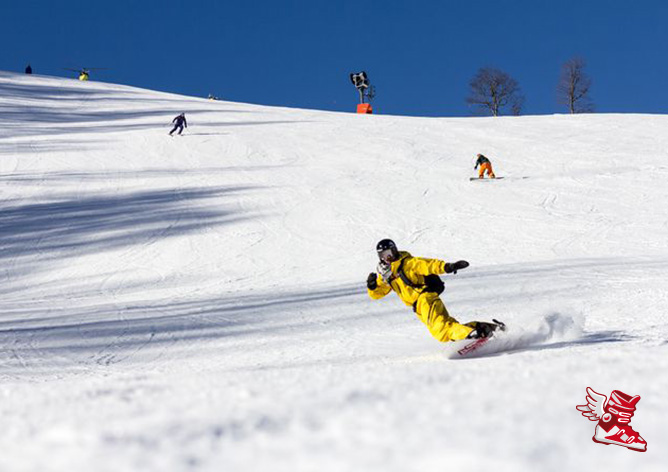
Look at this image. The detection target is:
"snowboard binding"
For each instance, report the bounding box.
[465,319,506,339]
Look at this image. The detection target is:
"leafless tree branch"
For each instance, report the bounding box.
[466,67,524,116]
[557,57,594,113]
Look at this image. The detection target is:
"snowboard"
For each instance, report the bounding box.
[445,319,507,359]
[469,176,504,181]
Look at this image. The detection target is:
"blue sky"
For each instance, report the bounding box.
[2,0,667,116]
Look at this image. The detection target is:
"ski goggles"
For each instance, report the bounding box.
[378,248,396,262]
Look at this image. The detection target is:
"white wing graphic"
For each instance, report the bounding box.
[576,387,607,421]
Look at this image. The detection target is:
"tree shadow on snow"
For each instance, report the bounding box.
[0,283,365,373]
[0,182,266,277]
[0,165,290,183]
[448,257,668,309]
[0,78,310,144]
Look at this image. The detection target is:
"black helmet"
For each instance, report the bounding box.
[376,239,399,263]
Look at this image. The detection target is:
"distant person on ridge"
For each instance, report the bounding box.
[169,113,188,136]
[25,64,32,74]
[366,239,502,343]
[474,153,496,179]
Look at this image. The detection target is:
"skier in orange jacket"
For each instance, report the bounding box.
[366,239,500,343]
[474,154,496,179]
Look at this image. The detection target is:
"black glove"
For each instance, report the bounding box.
[444,260,469,274]
[367,272,378,290]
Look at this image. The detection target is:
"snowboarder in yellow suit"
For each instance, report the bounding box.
[367,239,498,342]
[474,153,496,179]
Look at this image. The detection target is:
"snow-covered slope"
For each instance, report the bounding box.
[1,71,667,471]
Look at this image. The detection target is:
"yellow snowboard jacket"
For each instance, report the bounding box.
[367,251,447,306]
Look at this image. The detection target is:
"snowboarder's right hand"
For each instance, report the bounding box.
[367,272,378,290]
[444,260,469,274]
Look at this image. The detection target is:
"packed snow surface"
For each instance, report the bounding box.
[1,71,667,471]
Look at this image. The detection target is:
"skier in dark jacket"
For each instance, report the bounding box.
[169,113,187,136]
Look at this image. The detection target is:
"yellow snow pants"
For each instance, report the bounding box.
[478,162,495,179]
[414,292,474,342]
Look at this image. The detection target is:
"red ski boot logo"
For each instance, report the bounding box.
[576,387,647,452]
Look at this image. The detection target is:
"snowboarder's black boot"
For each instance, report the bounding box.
[465,319,506,339]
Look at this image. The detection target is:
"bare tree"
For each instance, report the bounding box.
[511,94,525,116]
[557,57,593,114]
[466,67,525,116]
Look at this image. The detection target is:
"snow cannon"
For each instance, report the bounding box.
[64,67,107,81]
[350,71,375,114]
[357,103,373,114]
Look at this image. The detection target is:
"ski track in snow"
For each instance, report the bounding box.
[1,71,668,472]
